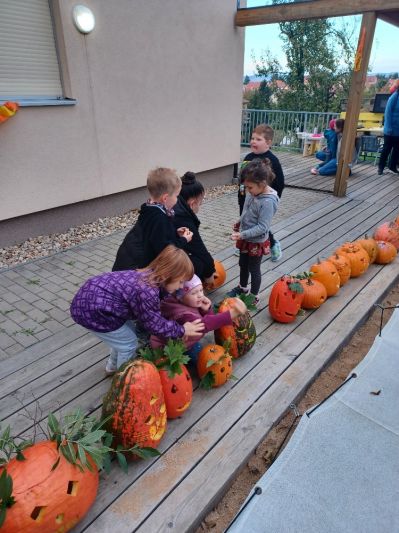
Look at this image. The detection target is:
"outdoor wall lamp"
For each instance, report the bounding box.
[72,5,95,34]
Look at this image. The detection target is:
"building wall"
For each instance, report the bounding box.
[0,0,244,245]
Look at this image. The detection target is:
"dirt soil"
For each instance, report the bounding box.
[197,282,399,533]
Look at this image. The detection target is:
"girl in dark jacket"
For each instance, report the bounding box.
[173,172,216,285]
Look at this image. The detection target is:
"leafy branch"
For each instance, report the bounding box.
[139,339,190,378]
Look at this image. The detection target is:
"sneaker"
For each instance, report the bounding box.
[250,294,260,306]
[226,285,249,297]
[105,357,117,376]
[310,168,318,175]
[388,167,399,174]
[378,169,383,176]
[234,248,240,257]
[270,240,282,262]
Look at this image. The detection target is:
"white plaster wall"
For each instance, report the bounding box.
[0,0,244,221]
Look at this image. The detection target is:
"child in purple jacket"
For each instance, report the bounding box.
[150,274,247,362]
[70,246,205,374]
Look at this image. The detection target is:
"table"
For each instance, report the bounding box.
[296,132,324,157]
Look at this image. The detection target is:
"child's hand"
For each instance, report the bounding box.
[199,296,212,312]
[177,227,193,242]
[177,226,189,236]
[203,273,215,291]
[233,221,240,232]
[183,319,205,339]
[231,231,241,241]
[228,297,247,319]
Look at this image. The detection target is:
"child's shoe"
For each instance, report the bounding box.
[105,356,118,375]
[227,285,249,297]
[234,248,240,257]
[251,294,260,306]
[270,240,282,262]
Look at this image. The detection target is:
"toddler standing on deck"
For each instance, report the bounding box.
[71,246,205,374]
[150,274,247,363]
[230,158,279,305]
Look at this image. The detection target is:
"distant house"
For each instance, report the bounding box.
[365,75,378,88]
[243,81,261,92]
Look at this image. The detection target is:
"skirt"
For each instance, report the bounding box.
[236,239,270,257]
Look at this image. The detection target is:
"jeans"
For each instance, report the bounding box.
[379,134,399,171]
[186,341,202,365]
[92,320,138,369]
[239,253,262,295]
[318,158,337,176]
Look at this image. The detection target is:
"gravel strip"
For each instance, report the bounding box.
[0,185,237,269]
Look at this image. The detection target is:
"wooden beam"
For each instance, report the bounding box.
[378,11,399,28]
[235,0,399,27]
[334,12,377,197]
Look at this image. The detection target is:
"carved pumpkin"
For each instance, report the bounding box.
[355,235,378,264]
[310,259,340,297]
[0,101,19,124]
[327,253,351,286]
[214,297,256,358]
[268,276,304,323]
[336,242,370,277]
[159,364,192,419]
[102,359,167,451]
[299,278,327,309]
[0,441,98,533]
[373,222,399,250]
[206,260,226,290]
[374,240,397,264]
[197,344,233,387]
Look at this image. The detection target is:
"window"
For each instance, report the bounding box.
[0,0,65,104]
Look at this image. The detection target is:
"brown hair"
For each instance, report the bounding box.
[141,245,194,286]
[335,118,345,132]
[147,167,181,199]
[241,158,275,187]
[253,124,274,142]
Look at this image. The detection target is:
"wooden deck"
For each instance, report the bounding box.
[2,154,399,532]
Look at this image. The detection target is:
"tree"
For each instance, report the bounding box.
[253,0,356,113]
[247,79,272,109]
[243,75,251,85]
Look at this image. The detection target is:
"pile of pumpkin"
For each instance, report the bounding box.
[0,259,247,533]
[269,220,399,323]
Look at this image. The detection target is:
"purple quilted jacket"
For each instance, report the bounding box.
[70,270,185,338]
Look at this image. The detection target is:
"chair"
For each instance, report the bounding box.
[359,135,383,166]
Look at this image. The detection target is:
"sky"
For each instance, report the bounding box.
[243,3,399,76]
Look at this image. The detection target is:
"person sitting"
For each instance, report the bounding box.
[311,119,338,175]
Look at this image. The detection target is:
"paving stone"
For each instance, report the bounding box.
[26,308,51,323]
[2,292,22,304]
[0,332,16,349]
[41,319,65,333]
[19,291,39,304]
[33,299,54,312]
[12,332,38,347]
[34,329,53,341]
[1,343,23,357]
[48,308,69,322]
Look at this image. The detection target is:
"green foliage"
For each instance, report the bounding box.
[238,292,257,311]
[247,79,272,110]
[252,0,356,113]
[199,372,216,390]
[139,339,190,378]
[0,470,15,527]
[243,74,250,85]
[0,425,33,466]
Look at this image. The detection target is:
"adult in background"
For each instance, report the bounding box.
[173,172,216,285]
[378,81,399,176]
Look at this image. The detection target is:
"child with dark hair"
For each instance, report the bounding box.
[311,119,338,174]
[172,171,216,284]
[310,119,345,176]
[238,124,284,261]
[230,158,279,305]
[113,167,193,271]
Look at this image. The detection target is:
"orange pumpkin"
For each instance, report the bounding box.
[310,259,340,297]
[206,260,226,290]
[355,235,378,264]
[197,344,233,387]
[268,276,304,323]
[327,253,351,286]
[214,297,256,358]
[299,278,327,309]
[159,364,192,419]
[102,359,167,451]
[373,222,399,250]
[336,242,370,277]
[374,240,397,264]
[0,441,98,533]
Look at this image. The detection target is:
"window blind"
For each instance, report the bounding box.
[0,0,63,100]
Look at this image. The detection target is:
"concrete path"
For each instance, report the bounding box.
[0,187,324,360]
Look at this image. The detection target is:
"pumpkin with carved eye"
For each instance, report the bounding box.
[336,242,370,277]
[197,344,233,387]
[327,253,351,286]
[102,359,167,452]
[0,440,98,533]
[299,277,327,309]
[374,222,399,250]
[268,276,304,323]
[310,259,340,297]
[159,364,192,419]
[214,297,256,358]
[355,235,378,264]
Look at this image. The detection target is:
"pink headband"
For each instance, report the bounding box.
[176,274,202,299]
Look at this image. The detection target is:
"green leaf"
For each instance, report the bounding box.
[0,469,14,508]
[102,453,112,475]
[0,427,10,443]
[78,430,106,446]
[199,372,215,390]
[47,412,60,437]
[205,359,216,368]
[0,507,6,528]
[116,451,128,474]
[77,444,88,470]
[230,374,238,381]
[238,292,257,311]
[102,432,113,448]
[51,456,61,471]
[288,281,304,294]
[131,446,161,459]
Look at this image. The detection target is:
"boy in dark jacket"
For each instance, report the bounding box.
[238,124,284,261]
[113,167,192,271]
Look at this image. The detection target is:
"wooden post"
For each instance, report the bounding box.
[333,12,377,197]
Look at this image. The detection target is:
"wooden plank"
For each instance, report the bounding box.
[133,261,399,533]
[234,1,398,27]
[82,261,399,532]
[334,12,377,196]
